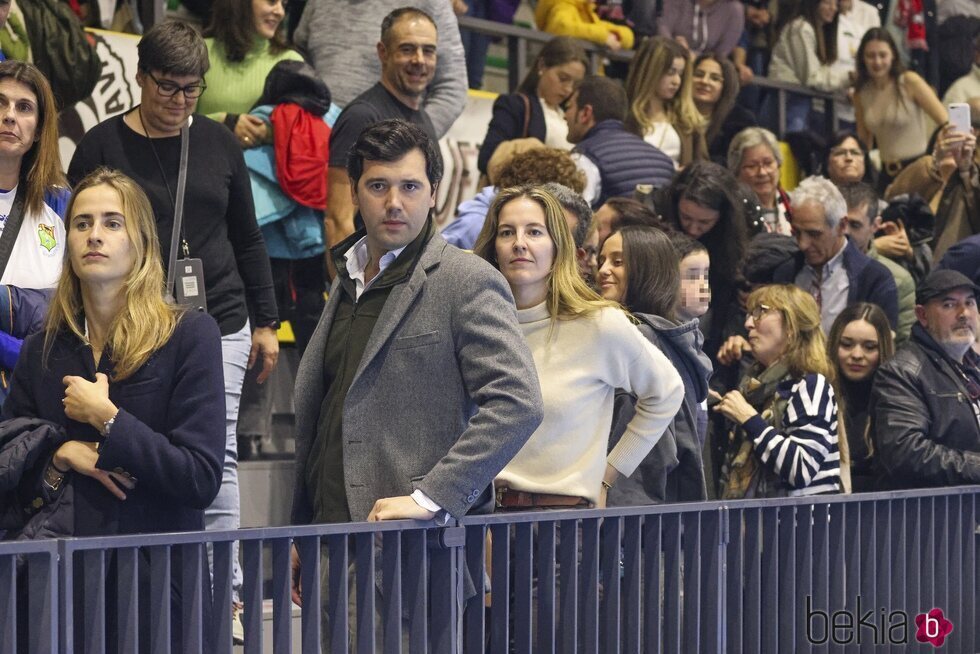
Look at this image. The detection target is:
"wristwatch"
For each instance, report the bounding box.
[102,411,118,437]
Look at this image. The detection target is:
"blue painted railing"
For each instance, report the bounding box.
[2,486,977,653]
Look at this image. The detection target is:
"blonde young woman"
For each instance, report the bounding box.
[624,36,707,168]
[712,284,845,498]
[2,168,225,540]
[474,185,683,508]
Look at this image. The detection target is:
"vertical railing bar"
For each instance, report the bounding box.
[599,515,623,654]
[0,552,15,654]
[681,512,702,653]
[890,501,907,633]
[242,539,264,654]
[558,519,579,654]
[760,508,778,654]
[794,505,813,654]
[663,513,681,654]
[271,538,293,654]
[859,503,876,654]
[114,547,139,654]
[963,495,976,651]
[513,522,534,654]
[921,498,935,639]
[429,525,460,654]
[59,540,74,654]
[212,540,234,654]
[179,542,204,654]
[698,508,725,654]
[489,524,510,654]
[812,504,831,654]
[935,496,949,617]
[725,509,744,654]
[744,508,763,653]
[404,529,428,654]
[381,531,403,654]
[354,533,377,654]
[463,526,486,654]
[641,514,662,654]
[327,533,350,654]
[581,517,600,653]
[297,535,322,654]
[776,506,796,653]
[874,502,892,654]
[622,515,642,654]
[82,549,107,654]
[537,520,557,654]
[148,545,171,654]
[828,503,846,654]
[946,495,962,653]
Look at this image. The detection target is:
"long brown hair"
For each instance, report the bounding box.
[624,36,704,139]
[45,169,182,380]
[205,0,290,63]
[517,36,588,98]
[0,61,67,216]
[854,27,905,91]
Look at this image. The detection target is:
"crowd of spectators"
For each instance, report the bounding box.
[0,0,978,646]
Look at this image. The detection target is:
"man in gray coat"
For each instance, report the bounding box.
[290,119,543,536]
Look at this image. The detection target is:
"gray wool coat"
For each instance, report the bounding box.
[291,233,544,523]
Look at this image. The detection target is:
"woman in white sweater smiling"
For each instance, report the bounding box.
[474,185,684,508]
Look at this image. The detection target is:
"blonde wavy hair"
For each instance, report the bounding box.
[473,185,619,324]
[745,284,833,382]
[624,36,704,140]
[45,168,182,380]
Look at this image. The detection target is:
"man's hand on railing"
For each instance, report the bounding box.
[367,496,437,522]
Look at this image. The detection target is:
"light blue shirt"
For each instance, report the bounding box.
[795,239,849,335]
[343,236,407,301]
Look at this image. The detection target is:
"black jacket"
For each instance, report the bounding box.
[870,323,980,488]
[477,92,547,174]
[0,417,70,541]
[772,238,900,329]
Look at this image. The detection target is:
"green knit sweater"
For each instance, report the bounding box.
[197,37,303,122]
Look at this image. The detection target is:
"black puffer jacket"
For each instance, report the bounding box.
[0,416,71,541]
[870,323,980,489]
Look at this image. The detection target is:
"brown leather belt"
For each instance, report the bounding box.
[495,488,591,509]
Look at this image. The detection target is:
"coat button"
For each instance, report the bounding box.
[32,497,43,509]
[113,467,124,474]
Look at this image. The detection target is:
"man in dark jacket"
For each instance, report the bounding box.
[771,175,899,332]
[0,287,53,407]
[871,270,980,489]
[565,75,675,209]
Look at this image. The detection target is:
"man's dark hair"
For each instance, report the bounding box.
[541,182,591,247]
[347,119,443,189]
[837,181,878,223]
[381,7,437,45]
[137,20,210,78]
[576,75,628,124]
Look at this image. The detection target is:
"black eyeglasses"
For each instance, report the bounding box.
[145,71,207,99]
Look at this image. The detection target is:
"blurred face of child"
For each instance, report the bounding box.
[677,250,710,321]
[657,57,685,102]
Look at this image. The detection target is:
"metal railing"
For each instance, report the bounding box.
[457,15,838,138]
[2,486,977,653]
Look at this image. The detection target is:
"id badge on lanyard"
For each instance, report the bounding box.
[174,256,207,312]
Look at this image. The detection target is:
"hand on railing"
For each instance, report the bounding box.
[367,496,437,521]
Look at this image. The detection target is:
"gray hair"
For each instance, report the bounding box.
[790,176,847,228]
[541,182,592,247]
[137,20,210,78]
[727,127,782,172]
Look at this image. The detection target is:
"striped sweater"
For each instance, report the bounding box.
[741,373,842,496]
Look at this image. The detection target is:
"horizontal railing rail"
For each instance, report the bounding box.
[3,486,977,653]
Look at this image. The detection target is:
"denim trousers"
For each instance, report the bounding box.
[205,320,251,603]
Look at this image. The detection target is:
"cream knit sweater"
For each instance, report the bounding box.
[496,303,684,505]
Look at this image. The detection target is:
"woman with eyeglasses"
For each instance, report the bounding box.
[824,129,877,187]
[68,21,280,634]
[728,126,792,235]
[712,284,844,498]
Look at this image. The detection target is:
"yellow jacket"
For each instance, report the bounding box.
[534,0,635,50]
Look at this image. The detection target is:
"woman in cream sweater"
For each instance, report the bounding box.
[474,185,684,508]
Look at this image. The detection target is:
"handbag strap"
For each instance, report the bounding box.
[165,124,190,298]
[0,183,27,282]
[519,92,531,139]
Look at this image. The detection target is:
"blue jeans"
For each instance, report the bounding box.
[205,320,251,603]
[460,0,490,89]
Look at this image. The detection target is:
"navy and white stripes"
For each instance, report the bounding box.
[742,373,842,496]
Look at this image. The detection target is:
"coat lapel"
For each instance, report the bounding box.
[353,237,444,380]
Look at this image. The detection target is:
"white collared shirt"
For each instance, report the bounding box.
[343,236,407,301]
[796,239,849,335]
